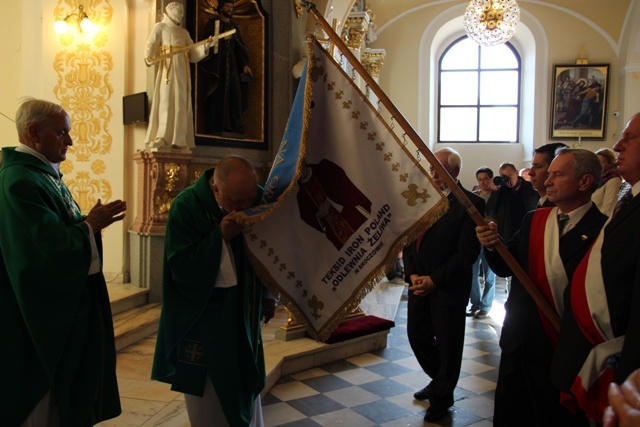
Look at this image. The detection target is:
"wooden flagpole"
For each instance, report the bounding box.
[303,2,560,332]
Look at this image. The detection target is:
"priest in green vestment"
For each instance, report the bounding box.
[152,155,275,427]
[0,98,126,425]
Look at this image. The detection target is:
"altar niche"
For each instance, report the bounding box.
[188,0,268,150]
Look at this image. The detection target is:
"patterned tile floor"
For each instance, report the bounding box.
[97,278,507,426]
[262,279,508,427]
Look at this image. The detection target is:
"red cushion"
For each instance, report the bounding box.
[322,315,395,344]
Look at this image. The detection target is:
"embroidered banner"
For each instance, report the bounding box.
[233,38,448,341]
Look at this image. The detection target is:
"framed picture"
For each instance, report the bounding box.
[550,64,609,140]
[187,0,268,149]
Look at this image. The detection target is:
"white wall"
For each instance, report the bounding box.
[372,1,626,189]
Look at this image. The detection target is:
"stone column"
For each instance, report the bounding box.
[361,48,386,107]
[342,11,370,89]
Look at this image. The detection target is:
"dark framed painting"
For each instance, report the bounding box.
[187,0,268,149]
[550,63,609,140]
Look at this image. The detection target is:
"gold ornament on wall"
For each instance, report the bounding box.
[165,163,181,192]
[53,1,115,212]
[65,171,113,213]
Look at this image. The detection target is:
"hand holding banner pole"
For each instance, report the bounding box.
[302,1,560,332]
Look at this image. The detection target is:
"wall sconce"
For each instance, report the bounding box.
[54,4,96,34]
[463,0,520,46]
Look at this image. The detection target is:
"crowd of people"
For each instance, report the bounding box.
[2,93,638,426]
[402,115,639,425]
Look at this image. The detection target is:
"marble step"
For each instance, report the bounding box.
[108,283,149,316]
[112,303,162,351]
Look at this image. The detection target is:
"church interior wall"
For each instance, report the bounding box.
[371,1,629,188]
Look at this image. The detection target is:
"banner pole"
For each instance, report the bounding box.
[303,1,560,332]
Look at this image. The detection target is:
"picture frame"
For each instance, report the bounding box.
[550,63,609,140]
[187,0,268,149]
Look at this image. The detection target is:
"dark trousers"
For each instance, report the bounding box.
[494,344,589,427]
[407,292,466,405]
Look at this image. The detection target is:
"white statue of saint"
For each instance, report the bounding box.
[145,2,211,150]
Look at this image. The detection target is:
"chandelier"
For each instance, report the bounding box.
[463,0,520,46]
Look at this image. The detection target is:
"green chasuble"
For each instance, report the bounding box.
[0,148,121,425]
[152,168,266,427]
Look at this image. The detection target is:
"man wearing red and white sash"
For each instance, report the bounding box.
[552,113,640,424]
[477,148,607,426]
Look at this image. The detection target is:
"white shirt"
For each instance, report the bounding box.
[558,201,593,237]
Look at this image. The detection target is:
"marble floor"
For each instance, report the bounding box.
[97,278,507,426]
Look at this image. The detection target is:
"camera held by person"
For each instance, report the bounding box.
[493,175,512,187]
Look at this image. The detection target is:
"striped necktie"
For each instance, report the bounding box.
[557,213,570,235]
[612,183,633,218]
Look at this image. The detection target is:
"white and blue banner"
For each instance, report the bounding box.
[233,38,448,341]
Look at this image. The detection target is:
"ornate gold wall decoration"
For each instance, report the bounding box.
[165,163,181,192]
[131,151,194,234]
[60,158,74,175]
[293,0,305,18]
[66,171,113,212]
[53,46,114,162]
[342,12,370,50]
[53,0,114,214]
[155,193,174,215]
[362,49,386,78]
[91,159,106,174]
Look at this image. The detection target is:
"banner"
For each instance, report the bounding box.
[233,38,448,341]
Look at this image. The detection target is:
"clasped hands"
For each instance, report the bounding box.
[85,199,127,232]
[408,274,435,296]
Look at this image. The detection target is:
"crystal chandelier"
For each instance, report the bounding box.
[463,0,520,46]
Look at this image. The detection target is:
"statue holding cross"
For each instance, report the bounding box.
[144,2,233,150]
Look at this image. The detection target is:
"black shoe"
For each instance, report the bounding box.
[466,308,478,317]
[474,309,489,319]
[413,385,432,400]
[424,400,453,422]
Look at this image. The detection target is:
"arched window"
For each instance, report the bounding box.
[438,36,521,144]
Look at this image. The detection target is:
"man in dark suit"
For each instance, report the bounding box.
[486,161,539,241]
[528,142,568,207]
[551,113,640,424]
[404,147,485,423]
[477,148,607,426]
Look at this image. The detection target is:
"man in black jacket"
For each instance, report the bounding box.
[551,113,640,424]
[529,143,568,207]
[486,162,539,241]
[477,148,607,426]
[404,147,485,422]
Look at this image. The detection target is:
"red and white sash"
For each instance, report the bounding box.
[565,223,624,423]
[528,207,568,346]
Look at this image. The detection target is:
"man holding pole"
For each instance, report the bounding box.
[477,148,607,426]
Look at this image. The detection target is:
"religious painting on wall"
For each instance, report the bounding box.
[550,64,609,140]
[188,0,268,149]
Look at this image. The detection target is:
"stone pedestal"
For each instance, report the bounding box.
[129,230,166,303]
[129,149,194,302]
[131,149,194,234]
[275,305,366,342]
